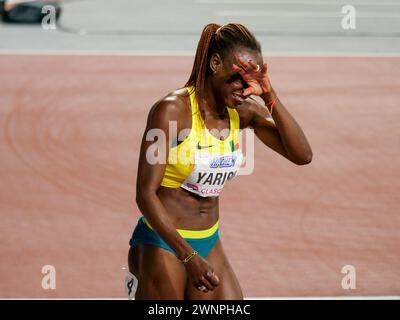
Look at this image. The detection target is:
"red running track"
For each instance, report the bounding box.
[0,54,399,298]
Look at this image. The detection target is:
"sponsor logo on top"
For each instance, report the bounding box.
[210,156,236,168]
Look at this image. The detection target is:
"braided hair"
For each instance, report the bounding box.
[185,23,261,107]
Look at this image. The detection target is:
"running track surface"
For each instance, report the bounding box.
[0,54,399,298]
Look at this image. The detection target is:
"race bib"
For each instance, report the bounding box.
[181,150,243,197]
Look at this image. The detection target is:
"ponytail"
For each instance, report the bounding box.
[185,23,221,107]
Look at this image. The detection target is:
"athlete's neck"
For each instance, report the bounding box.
[201,81,227,119]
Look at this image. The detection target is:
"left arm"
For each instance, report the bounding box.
[256,88,313,165]
[234,57,313,165]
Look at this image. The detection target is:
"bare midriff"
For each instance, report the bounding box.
[156,186,219,230]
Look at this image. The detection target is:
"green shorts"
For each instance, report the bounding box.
[129,216,219,258]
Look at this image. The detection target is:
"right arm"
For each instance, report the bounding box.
[135,95,220,292]
[136,96,193,261]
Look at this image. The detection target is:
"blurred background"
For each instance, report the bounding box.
[1,0,400,54]
[1,0,399,299]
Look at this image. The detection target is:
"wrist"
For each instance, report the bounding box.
[176,245,196,262]
[181,250,199,265]
[260,88,276,104]
[261,88,278,114]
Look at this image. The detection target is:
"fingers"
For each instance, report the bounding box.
[196,284,208,293]
[237,57,251,72]
[248,59,259,71]
[232,63,245,75]
[233,60,264,76]
[198,276,213,292]
[238,57,260,73]
[186,256,220,293]
[206,270,220,286]
[260,63,268,74]
[194,270,220,293]
[243,86,256,97]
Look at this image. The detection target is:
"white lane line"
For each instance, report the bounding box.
[2,296,399,300]
[197,0,400,5]
[0,50,399,58]
[214,10,400,18]
[0,50,195,56]
[247,296,400,300]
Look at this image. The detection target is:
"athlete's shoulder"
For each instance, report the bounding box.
[146,88,191,129]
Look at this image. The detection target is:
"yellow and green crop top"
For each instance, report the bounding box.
[160,86,243,197]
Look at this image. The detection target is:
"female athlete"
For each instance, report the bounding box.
[126,23,313,300]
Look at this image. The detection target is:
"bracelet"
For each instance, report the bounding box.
[182,250,198,265]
